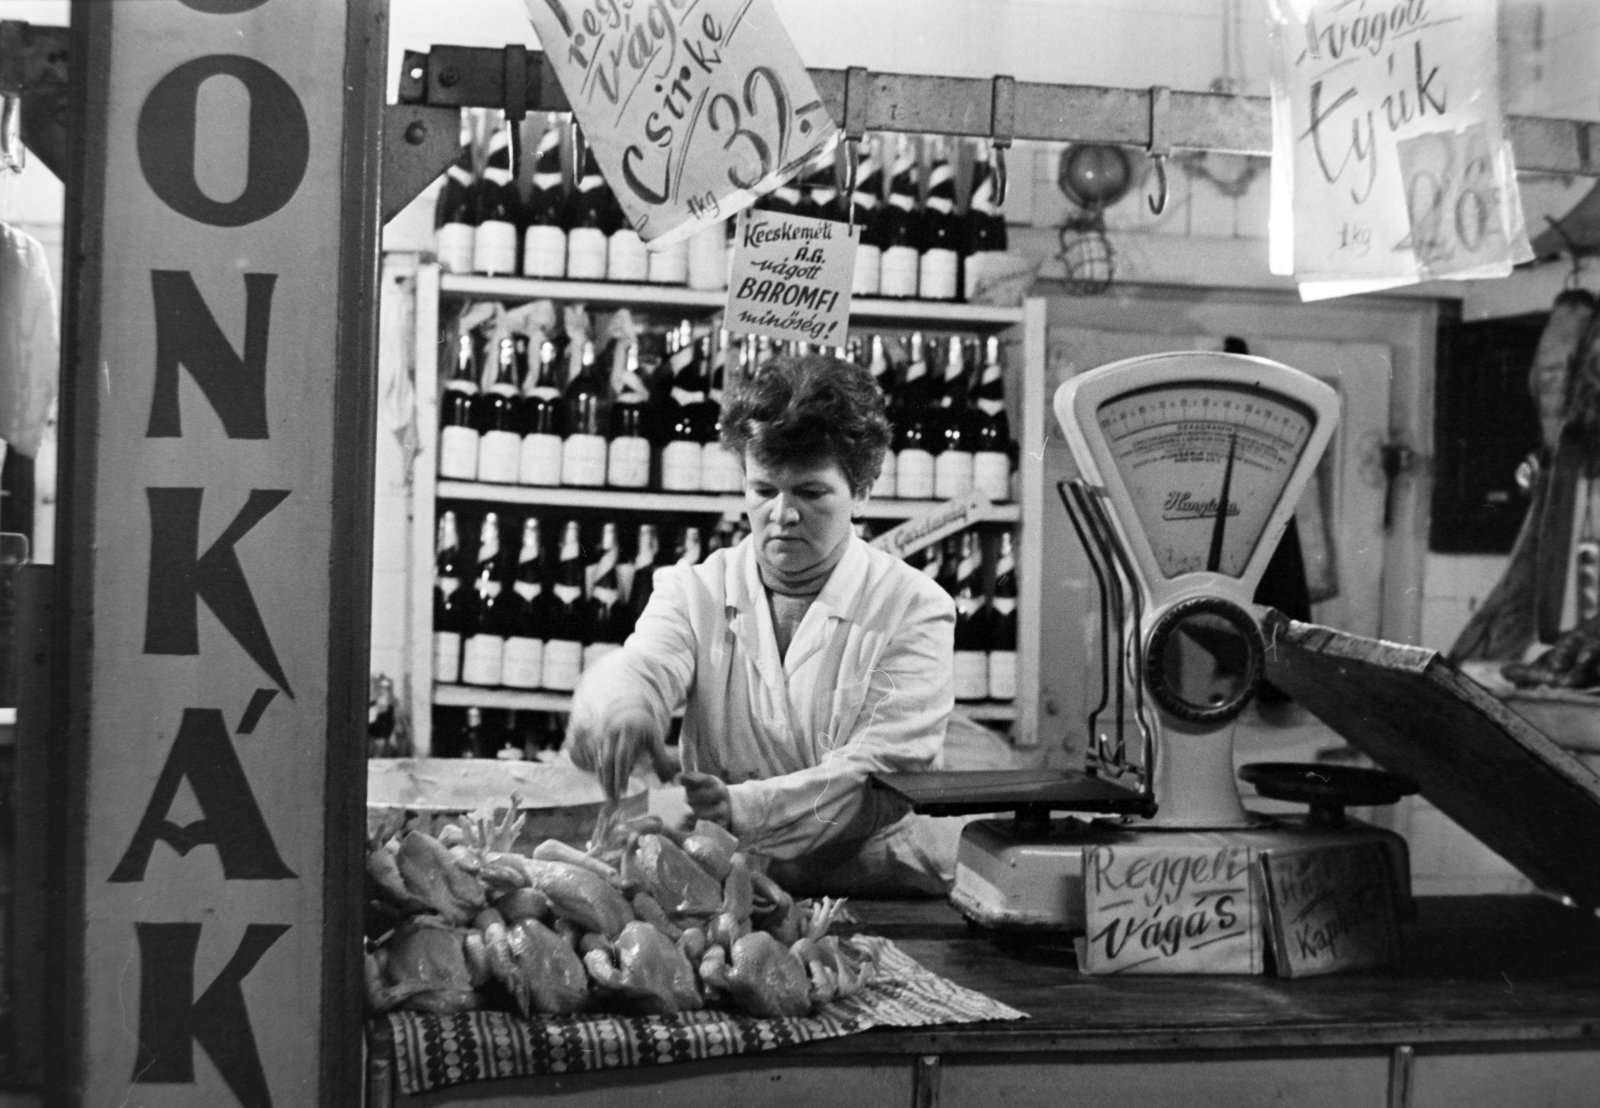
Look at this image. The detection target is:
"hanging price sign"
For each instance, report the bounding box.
[1268,0,1532,299]
[520,0,838,246]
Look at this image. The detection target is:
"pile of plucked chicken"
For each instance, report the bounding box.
[365,806,877,1019]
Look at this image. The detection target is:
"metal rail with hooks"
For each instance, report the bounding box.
[383,44,1600,223]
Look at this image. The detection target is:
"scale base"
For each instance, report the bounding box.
[949,815,1412,934]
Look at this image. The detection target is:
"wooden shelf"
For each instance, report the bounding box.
[434,683,1015,724]
[438,273,1024,326]
[436,481,1023,522]
[435,684,572,713]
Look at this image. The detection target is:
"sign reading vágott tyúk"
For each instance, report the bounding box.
[520,0,839,245]
[1268,0,1532,299]
[727,210,857,349]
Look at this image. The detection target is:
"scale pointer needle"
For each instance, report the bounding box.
[1206,431,1237,574]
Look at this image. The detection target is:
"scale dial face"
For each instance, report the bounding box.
[1095,382,1317,579]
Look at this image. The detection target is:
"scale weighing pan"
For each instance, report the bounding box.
[870,769,1153,820]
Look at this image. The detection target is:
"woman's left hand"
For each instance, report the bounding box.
[681,771,732,829]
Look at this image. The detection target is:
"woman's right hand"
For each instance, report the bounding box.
[568,711,679,800]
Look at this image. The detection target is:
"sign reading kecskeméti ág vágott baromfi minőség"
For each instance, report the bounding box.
[726,210,858,349]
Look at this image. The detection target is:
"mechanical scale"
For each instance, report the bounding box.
[875,352,1418,939]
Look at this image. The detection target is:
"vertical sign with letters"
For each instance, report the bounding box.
[74,0,372,1104]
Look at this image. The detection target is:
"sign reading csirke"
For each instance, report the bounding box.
[520,0,839,246]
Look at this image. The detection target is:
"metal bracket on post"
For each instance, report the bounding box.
[1147,84,1171,215]
[989,74,1016,207]
[842,65,870,225]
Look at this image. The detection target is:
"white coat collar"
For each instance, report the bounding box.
[724,535,872,674]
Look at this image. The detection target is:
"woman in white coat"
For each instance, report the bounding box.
[567,352,956,894]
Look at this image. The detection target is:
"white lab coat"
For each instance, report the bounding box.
[570,534,955,878]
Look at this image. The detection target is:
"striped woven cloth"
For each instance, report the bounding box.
[382,935,1027,1096]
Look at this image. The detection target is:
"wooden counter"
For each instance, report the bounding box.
[381,896,1600,1108]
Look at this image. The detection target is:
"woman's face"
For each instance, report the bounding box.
[743,452,864,576]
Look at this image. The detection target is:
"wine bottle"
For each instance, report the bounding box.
[850,137,885,296]
[918,135,960,301]
[565,128,610,280]
[759,172,802,216]
[459,706,488,759]
[866,334,898,498]
[972,335,1015,501]
[893,332,936,498]
[472,116,521,276]
[676,525,703,565]
[434,119,476,275]
[475,336,523,484]
[583,521,625,668]
[606,185,649,283]
[502,516,549,689]
[519,338,565,486]
[933,334,976,499]
[661,322,707,492]
[988,529,1017,700]
[461,512,509,686]
[702,329,744,492]
[432,509,466,684]
[522,115,568,278]
[439,332,481,480]
[607,341,653,489]
[686,220,729,291]
[914,536,943,585]
[542,520,586,691]
[624,522,659,638]
[947,530,990,701]
[560,339,608,487]
[962,145,1008,301]
[707,516,738,557]
[880,134,921,298]
[368,674,399,758]
[646,233,689,285]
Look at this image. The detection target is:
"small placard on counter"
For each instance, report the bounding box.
[1259,841,1402,978]
[1079,841,1262,975]
[726,211,857,349]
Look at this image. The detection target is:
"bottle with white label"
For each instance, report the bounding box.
[880,134,921,299]
[438,332,480,480]
[606,184,649,283]
[560,340,608,487]
[471,117,521,276]
[933,335,976,499]
[607,342,653,489]
[521,115,567,278]
[565,127,610,280]
[432,510,466,684]
[865,335,898,498]
[502,517,549,689]
[945,530,990,701]
[918,135,960,301]
[687,220,729,290]
[850,137,885,296]
[962,144,1009,301]
[475,337,523,484]
[661,322,707,492]
[988,530,1017,700]
[624,523,659,639]
[702,330,744,492]
[519,338,564,485]
[971,335,1015,502]
[542,521,586,691]
[584,522,624,669]
[893,332,936,498]
[462,513,509,687]
[433,119,476,275]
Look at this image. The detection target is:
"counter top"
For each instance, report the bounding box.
[799,895,1600,1055]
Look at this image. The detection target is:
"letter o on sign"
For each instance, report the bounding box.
[137,55,309,227]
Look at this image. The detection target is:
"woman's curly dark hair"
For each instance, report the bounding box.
[719,354,890,496]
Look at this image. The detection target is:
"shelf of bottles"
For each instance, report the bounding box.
[414,109,1035,754]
